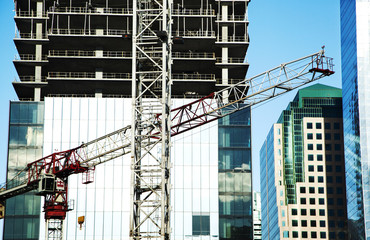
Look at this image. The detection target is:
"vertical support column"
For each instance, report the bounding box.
[130,0,172,239]
[34,0,44,101]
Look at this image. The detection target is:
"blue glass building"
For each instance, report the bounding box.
[340,0,370,238]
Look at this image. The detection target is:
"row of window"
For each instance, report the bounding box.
[284,230,345,239]
[290,208,345,217]
[300,186,344,195]
[308,176,343,183]
[307,154,342,161]
[307,143,341,151]
[307,133,341,140]
[306,122,341,130]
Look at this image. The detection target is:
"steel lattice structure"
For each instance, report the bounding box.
[0,49,334,240]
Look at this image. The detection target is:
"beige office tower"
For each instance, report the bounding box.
[260,84,348,239]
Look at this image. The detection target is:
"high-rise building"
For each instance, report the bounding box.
[253,191,261,240]
[4,0,251,239]
[260,84,348,239]
[340,1,370,238]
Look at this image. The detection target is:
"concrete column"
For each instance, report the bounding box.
[96,68,103,79]
[34,88,41,101]
[96,49,103,58]
[34,0,43,102]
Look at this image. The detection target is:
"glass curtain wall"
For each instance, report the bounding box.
[218,106,252,240]
[340,0,369,238]
[3,102,44,240]
[260,126,280,240]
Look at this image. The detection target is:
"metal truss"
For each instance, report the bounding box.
[46,219,63,240]
[0,49,334,239]
[130,0,172,239]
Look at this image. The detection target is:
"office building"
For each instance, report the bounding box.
[260,84,348,239]
[4,0,251,239]
[253,191,262,240]
[340,0,370,238]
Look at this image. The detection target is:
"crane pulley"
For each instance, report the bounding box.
[0,49,334,239]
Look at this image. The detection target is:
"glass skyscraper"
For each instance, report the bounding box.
[340,0,370,238]
[260,84,347,239]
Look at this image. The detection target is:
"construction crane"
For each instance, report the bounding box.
[0,48,334,239]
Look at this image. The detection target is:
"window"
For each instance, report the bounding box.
[329,221,335,227]
[336,165,342,172]
[336,176,342,183]
[316,123,322,129]
[319,209,325,216]
[308,154,314,161]
[327,187,333,194]
[307,133,313,139]
[282,210,285,217]
[316,133,322,139]
[292,220,298,226]
[335,155,341,162]
[327,165,332,172]
[309,176,314,183]
[301,220,307,227]
[300,187,306,193]
[325,122,331,129]
[337,198,343,205]
[318,187,324,194]
[311,232,317,239]
[317,154,323,161]
[282,221,285,227]
[319,198,325,205]
[325,133,331,140]
[192,215,210,235]
[292,209,297,215]
[293,231,299,238]
[327,176,333,183]
[310,209,316,216]
[310,220,316,227]
[320,220,326,227]
[320,232,326,239]
[329,232,336,239]
[328,198,334,205]
[283,231,289,238]
[338,209,344,217]
[334,133,341,140]
[308,165,314,172]
[335,144,341,151]
[325,144,332,151]
[317,165,323,172]
[307,122,313,129]
[308,144,313,150]
[318,176,324,183]
[301,209,307,216]
[301,198,306,204]
[317,144,322,150]
[337,188,343,194]
[309,187,315,193]
[310,198,315,204]
[302,231,308,238]
[326,154,332,161]
[328,209,335,216]
[338,232,345,239]
[334,122,340,129]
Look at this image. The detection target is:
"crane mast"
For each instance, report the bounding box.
[130,0,172,239]
[0,49,334,240]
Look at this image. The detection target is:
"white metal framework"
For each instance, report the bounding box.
[0,49,334,240]
[130,0,172,239]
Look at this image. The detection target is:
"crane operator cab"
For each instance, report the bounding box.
[38,174,56,194]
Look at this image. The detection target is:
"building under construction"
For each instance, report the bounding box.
[5,0,251,239]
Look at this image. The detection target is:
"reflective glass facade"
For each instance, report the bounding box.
[340,0,370,238]
[260,126,279,240]
[218,107,252,240]
[3,102,44,240]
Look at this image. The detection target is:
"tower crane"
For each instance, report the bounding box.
[0,49,334,240]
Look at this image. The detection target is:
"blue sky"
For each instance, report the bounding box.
[0,0,341,236]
